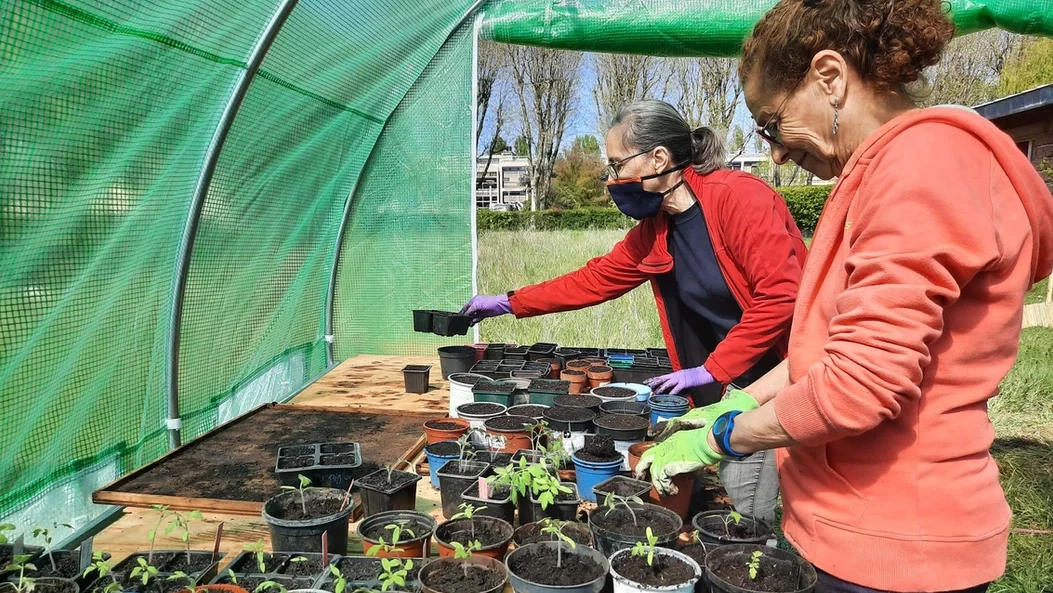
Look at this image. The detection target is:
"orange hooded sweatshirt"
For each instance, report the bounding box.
[773,107,1053,591]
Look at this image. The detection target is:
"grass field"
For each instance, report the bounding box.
[479,229,1053,592]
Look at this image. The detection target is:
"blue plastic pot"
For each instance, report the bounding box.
[424,441,460,488]
[649,394,690,424]
[572,452,624,502]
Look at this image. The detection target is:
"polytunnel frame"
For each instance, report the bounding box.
[164,0,488,449]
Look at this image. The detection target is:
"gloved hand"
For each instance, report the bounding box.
[647,365,715,395]
[459,295,513,325]
[635,428,726,496]
[652,389,759,442]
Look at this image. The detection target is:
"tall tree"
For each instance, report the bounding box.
[592,54,672,135]
[551,135,607,209]
[513,135,529,158]
[924,30,1026,106]
[999,37,1053,95]
[506,45,583,210]
[476,40,504,144]
[669,58,741,136]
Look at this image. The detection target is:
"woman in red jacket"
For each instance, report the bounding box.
[462,100,808,522]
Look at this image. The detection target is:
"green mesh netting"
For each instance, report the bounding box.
[1,0,1049,534]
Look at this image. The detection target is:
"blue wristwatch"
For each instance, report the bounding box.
[711,411,749,459]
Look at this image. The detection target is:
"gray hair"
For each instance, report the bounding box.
[610,100,726,176]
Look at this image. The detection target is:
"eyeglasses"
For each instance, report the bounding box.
[602,149,650,181]
[754,90,795,148]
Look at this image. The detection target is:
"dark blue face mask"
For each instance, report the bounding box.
[606,163,688,220]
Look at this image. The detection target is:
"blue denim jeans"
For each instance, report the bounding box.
[716,447,779,524]
[816,570,990,593]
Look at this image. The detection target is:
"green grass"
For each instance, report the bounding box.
[1027,276,1050,305]
[479,228,1053,591]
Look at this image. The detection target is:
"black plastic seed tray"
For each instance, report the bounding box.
[275,442,361,490]
[314,556,432,592]
[526,343,557,360]
[220,551,340,581]
[471,360,499,371]
[528,378,571,395]
[504,346,530,360]
[485,343,509,360]
[647,348,669,358]
[497,360,526,370]
[523,361,550,372]
[98,550,225,592]
[473,381,517,395]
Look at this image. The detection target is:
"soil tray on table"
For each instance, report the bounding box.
[93,403,436,514]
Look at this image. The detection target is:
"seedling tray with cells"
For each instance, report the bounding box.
[209,570,315,593]
[275,442,362,490]
[314,556,433,592]
[526,342,557,360]
[94,550,226,593]
[503,347,530,360]
[222,551,339,580]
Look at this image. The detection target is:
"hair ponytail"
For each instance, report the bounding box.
[690,127,726,175]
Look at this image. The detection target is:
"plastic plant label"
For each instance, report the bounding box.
[613,440,633,470]
[478,478,490,499]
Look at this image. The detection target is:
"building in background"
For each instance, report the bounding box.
[975,83,1053,189]
[728,153,766,175]
[476,150,530,209]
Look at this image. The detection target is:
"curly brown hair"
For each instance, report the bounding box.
[740,0,955,93]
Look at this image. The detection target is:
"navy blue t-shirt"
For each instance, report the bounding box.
[668,202,743,347]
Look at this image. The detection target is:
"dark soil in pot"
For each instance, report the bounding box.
[320,453,357,466]
[592,505,680,538]
[458,403,505,416]
[709,552,801,592]
[435,518,509,548]
[544,406,595,422]
[280,555,335,577]
[26,555,81,579]
[440,463,488,477]
[265,491,343,521]
[360,516,435,542]
[594,414,647,431]
[213,575,314,593]
[281,444,315,456]
[450,373,490,386]
[528,379,570,394]
[506,404,548,419]
[277,456,314,470]
[594,476,651,499]
[422,563,504,593]
[575,435,622,463]
[553,395,602,410]
[678,542,708,569]
[592,386,636,399]
[330,556,383,581]
[694,511,774,545]
[163,553,215,574]
[507,545,606,586]
[426,441,460,456]
[473,451,512,466]
[485,415,536,431]
[613,553,695,588]
[358,470,419,491]
[513,522,593,547]
[425,420,467,431]
[474,381,516,395]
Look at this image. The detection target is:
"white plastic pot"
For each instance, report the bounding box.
[448,373,488,417]
[457,402,507,447]
[609,547,701,593]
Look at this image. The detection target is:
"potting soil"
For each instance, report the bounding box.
[320,453,358,466]
[595,480,649,498]
[450,374,490,386]
[613,553,695,588]
[458,403,505,416]
[543,406,594,422]
[319,443,358,454]
[486,415,536,431]
[677,543,708,569]
[163,553,215,574]
[281,445,317,456]
[361,516,434,541]
[592,386,636,399]
[436,519,508,547]
[269,492,345,520]
[710,553,799,592]
[426,442,461,456]
[699,514,770,540]
[25,555,81,579]
[216,575,315,593]
[553,395,601,409]
[464,482,511,500]
[508,546,605,586]
[332,557,383,581]
[594,414,648,431]
[423,563,504,593]
[228,552,292,573]
[507,405,548,418]
[514,523,592,547]
[358,470,419,491]
[575,435,621,463]
[529,379,570,393]
[592,506,679,538]
[441,463,487,477]
[474,382,516,395]
[277,455,315,470]
[281,556,332,577]
[425,420,466,431]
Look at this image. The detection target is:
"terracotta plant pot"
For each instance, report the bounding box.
[434,516,514,559]
[483,415,538,453]
[560,369,588,394]
[565,360,592,372]
[628,441,693,519]
[358,510,436,558]
[586,365,614,388]
[423,417,470,444]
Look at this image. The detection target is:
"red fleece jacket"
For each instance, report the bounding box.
[509,169,807,385]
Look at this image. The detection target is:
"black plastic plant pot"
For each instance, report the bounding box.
[593,414,649,442]
[598,400,651,420]
[358,510,437,558]
[552,394,602,413]
[692,510,774,548]
[511,521,593,548]
[436,459,491,519]
[438,346,476,379]
[431,312,472,337]
[419,556,507,593]
[529,482,580,523]
[402,365,432,394]
[262,487,354,554]
[705,544,817,593]
[0,545,44,578]
[504,347,530,360]
[1,577,80,593]
[275,442,363,492]
[9,549,106,586]
[505,542,609,593]
[592,475,651,502]
[220,550,335,577]
[542,406,597,433]
[587,501,682,558]
[356,467,423,518]
[412,310,435,333]
[485,343,508,360]
[461,481,516,526]
[526,342,557,361]
[473,450,514,467]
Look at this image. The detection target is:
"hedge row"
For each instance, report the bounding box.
[477,185,832,233]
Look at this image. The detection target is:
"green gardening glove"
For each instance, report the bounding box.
[635,428,726,496]
[653,390,760,442]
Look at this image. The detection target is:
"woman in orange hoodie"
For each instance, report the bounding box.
[638,0,1053,591]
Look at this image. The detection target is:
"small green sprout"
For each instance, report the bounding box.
[130,557,160,586]
[451,503,487,541]
[721,510,743,538]
[539,520,577,568]
[165,510,205,564]
[328,564,347,593]
[602,492,644,526]
[450,540,481,560]
[456,435,477,472]
[630,527,659,567]
[748,550,763,580]
[255,581,288,593]
[146,504,171,564]
[365,522,416,557]
[168,570,205,593]
[245,540,268,573]
[4,554,37,593]
[84,551,121,593]
[531,472,572,510]
[379,558,414,592]
[33,522,73,572]
[280,475,312,517]
[226,570,239,586]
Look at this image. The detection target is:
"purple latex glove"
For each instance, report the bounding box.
[459,294,513,325]
[646,365,715,395]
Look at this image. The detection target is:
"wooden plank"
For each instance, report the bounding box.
[290,355,451,415]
